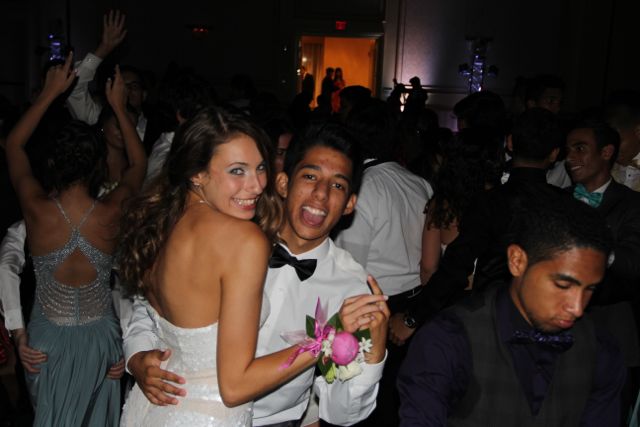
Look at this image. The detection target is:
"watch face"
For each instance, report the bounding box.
[403,315,416,329]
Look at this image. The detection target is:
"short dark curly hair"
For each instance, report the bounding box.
[507,185,612,266]
[524,74,564,104]
[43,120,108,198]
[511,108,563,163]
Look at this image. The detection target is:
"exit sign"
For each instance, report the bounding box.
[335,20,347,30]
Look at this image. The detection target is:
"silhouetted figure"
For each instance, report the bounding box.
[387,78,406,116]
[332,67,346,113]
[320,67,335,106]
[228,73,257,113]
[300,65,315,101]
[338,85,371,123]
[453,90,507,135]
[525,74,564,115]
[404,76,428,115]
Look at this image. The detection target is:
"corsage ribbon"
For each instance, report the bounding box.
[280,298,335,369]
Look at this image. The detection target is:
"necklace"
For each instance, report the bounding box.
[196,198,215,209]
[189,189,215,210]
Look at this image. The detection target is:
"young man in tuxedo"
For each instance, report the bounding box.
[123,122,389,427]
[566,119,640,415]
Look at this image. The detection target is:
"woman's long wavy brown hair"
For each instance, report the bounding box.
[118,106,282,296]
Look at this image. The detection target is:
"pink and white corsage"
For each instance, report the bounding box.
[280,298,372,383]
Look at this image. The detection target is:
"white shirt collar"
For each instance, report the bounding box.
[277,237,330,261]
[593,178,612,194]
[136,113,147,140]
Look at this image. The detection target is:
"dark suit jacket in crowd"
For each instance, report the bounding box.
[406,167,567,326]
[573,180,640,366]
[590,180,640,305]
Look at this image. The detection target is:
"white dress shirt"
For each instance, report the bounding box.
[66,52,147,140]
[335,161,432,296]
[66,53,104,126]
[145,131,175,184]
[546,159,572,188]
[612,152,640,192]
[123,238,384,426]
[0,221,26,330]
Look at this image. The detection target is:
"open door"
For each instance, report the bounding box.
[298,35,379,106]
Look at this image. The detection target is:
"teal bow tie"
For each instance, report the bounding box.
[573,184,603,208]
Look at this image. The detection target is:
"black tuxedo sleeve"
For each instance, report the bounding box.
[606,198,640,301]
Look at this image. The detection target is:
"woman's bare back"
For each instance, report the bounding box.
[147,202,268,329]
[26,191,120,288]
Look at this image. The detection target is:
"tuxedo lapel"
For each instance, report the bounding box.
[597,181,626,216]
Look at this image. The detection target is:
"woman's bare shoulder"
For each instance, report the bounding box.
[188,208,270,253]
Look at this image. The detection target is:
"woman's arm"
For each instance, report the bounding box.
[420,200,442,284]
[6,53,76,206]
[216,223,316,407]
[101,65,147,205]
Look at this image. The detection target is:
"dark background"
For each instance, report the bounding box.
[0,0,637,117]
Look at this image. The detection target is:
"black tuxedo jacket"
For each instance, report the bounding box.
[571,180,640,366]
[586,180,640,305]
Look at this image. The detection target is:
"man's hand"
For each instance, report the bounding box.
[106,358,125,379]
[95,10,127,59]
[127,349,186,406]
[339,280,389,333]
[362,276,390,363]
[13,330,47,374]
[388,313,416,346]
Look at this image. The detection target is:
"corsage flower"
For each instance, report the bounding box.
[280,298,372,383]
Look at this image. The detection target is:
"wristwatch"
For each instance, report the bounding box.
[403,313,417,329]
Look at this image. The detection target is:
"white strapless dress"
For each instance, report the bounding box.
[121,302,257,426]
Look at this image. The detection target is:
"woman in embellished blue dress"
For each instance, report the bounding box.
[5,53,147,426]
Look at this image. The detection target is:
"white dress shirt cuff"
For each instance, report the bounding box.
[123,296,160,373]
[123,335,158,374]
[76,53,103,79]
[0,221,27,331]
[315,350,387,425]
[4,308,24,331]
[359,349,387,382]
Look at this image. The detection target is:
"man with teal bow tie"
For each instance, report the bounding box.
[566,121,617,207]
[573,183,603,207]
[566,118,640,419]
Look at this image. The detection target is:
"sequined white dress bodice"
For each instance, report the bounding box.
[121,301,256,426]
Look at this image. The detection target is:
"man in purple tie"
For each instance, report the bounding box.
[398,188,625,426]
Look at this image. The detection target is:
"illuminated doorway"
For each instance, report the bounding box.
[298,35,379,106]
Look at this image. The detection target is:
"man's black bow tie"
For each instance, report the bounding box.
[509,329,574,352]
[269,244,317,281]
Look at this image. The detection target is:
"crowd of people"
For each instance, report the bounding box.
[1,9,640,427]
